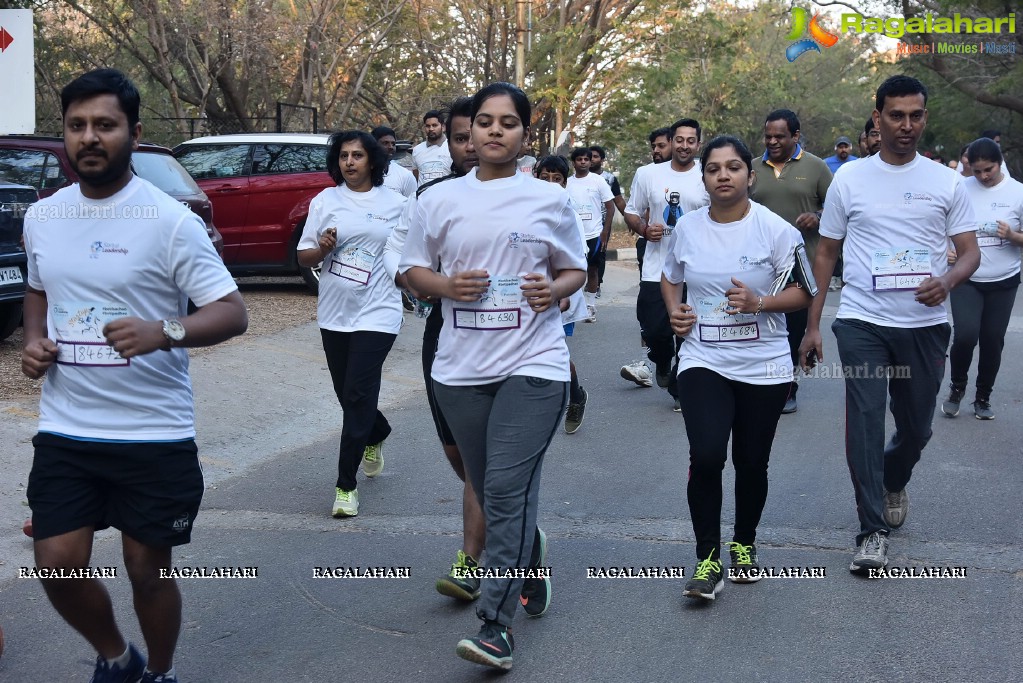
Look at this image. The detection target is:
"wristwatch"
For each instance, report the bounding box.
[161,319,186,350]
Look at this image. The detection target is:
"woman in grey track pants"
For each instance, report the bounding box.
[400,82,586,671]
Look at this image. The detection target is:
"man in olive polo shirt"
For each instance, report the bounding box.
[752,108,833,413]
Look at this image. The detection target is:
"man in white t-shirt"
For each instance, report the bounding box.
[622,118,710,407]
[799,75,980,576]
[21,69,248,683]
[411,109,454,187]
[566,147,614,320]
[372,125,417,198]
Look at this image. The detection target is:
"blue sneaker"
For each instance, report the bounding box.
[141,671,178,683]
[90,642,145,683]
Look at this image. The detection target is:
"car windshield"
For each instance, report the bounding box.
[132,151,202,195]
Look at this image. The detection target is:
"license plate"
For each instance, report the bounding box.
[0,266,24,285]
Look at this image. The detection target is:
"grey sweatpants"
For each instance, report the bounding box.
[434,375,566,627]
[832,318,950,545]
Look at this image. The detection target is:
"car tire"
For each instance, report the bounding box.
[0,301,23,341]
[299,261,321,295]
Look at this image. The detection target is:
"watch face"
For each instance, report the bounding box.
[164,319,186,341]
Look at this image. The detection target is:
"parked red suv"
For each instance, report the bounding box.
[0,136,223,255]
[174,134,334,291]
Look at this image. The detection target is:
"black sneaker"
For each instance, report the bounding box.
[973,399,994,420]
[727,542,761,583]
[564,388,587,434]
[520,528,550,617]
[141,672,178,683]
[436,550,481,601]
[654,360,672,388]
[456,620,514,670]
[90,642,146,683]
[942,384,965,417]
[683,550,724,601]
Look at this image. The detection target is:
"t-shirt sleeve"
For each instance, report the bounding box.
[399,168,417,198]
[945,175,976,237]
[24,213,42,291]
[662,229,685,284]
[398,194,439,273]
[624,167,646,217]
[170,211,238,307]
[598,177,614,203]
[819,176,848,240]
[549,196,588,272]
[383,194,415,281]
[297,193,325,251]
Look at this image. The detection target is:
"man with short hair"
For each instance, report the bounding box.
[589,145,627,297]
[372,125,417,198]
[621,118,709,408]
[649,127,671,164]
[411,109,453,187]
[752,108,833,414]
[21,68,248,683]
[800,75,979,576]
[863,117,882,157]
[567,147,614,321]
[824,136,858,173]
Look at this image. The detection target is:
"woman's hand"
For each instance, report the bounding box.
[319,227,337,257]
[669,303,696,336]
[521,273,553,312]
[724,277,758,314]
[445,269,490,302]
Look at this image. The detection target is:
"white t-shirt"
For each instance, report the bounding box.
[399,170,586,385]
[412,140,453,186]
[566,172,614,239]
[663,202,802,384]
[625,161,710,282]
[962,174,1023,282]
[820,154,976,328]
[298,184,406,334]
[24,177,238,441]
[383,160,417,198]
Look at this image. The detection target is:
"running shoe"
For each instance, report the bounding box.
[942,385,965,417]
[727,542,761,583]
[436,550,481,601]
[973,399,994,420]
[362,440,385,477]
[882,489,909,529]
[332,487,359,517]
[849,531,888,574]
[564,388,588,434]
[673,398,682,413]
[620,360,653,387]
[654,360,672,388]
[456,620,514,670]
[90,642,145,683]
[583,304,597,323]
[829,276,843,291]
[520,528,550,617]
[141,672,178,683]
[683,550,724,601]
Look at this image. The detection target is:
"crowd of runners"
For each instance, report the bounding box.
[15,67,1022,679]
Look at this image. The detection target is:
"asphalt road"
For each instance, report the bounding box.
[1,261,1021,681]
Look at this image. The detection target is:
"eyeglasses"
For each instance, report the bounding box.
[867,131,881,138]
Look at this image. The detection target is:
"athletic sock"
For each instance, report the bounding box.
[108,645,132,668]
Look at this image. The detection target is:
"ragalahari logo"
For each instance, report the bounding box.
[786,7,839,61]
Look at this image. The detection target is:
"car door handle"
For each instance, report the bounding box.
[214,187,239,193]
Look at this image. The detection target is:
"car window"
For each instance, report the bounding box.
[0,149,67,191]
[132,151,202,195]
[251,144,327,175]
[175,144,250,180]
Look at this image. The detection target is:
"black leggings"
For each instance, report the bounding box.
[677,367,788,559]
[948,275,1020,401]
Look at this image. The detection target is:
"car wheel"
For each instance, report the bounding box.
[299,261,321,295]
[0,301,23,341]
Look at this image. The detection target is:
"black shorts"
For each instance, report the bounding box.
[28,432,205,547]
[586,237,603,266]
[422,307,457,446]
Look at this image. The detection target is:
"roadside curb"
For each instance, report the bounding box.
[606,247,637,261]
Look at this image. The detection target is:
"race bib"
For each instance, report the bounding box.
[871,247,931,291]
[976,222,1004,248]
[453,274,522,331]
[328,245,375,285]
[696,296,759,343]
[52,301,130,367]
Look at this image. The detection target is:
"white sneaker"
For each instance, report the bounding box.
[332,488,359,517]
[829,276,843,291]
[583,304,597,323]
[620,361,653,387]
[362,440,384,478]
